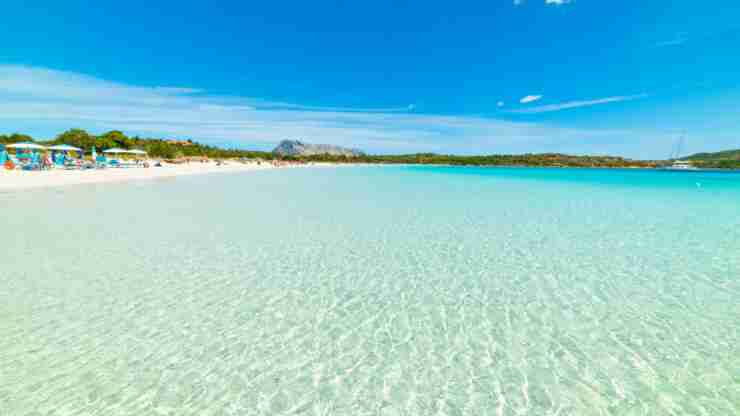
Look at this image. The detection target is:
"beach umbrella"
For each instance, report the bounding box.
[49,144,82,164]
[128,149,147,155]
[6,142,47,150]
[91,146,97,160]
[47,144,82,152]
[6,142,46,161]
[103,148,128,154]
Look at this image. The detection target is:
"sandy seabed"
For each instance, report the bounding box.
[0,161,309,191]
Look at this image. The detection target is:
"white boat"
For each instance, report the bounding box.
[661,132,698,170]
[663,160,697,171]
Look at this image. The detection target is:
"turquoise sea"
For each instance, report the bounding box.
[1,166,739,415]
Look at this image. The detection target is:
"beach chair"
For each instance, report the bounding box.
[16,153,31,165]
[108,159,121,168]
[23,153,41,170]
[0,151,13,170]
[22,159,38,170]
[17,152,39,169]
[53,153,65,168]
[8,155,20,169]
[65,158,80,170]
[95,154,107,168]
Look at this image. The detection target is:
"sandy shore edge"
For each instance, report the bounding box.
[0,162,333,191]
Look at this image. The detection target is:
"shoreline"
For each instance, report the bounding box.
[0,161,335,191]
[4,162,737,192]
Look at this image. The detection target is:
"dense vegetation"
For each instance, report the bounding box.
[3,128,739,169]
[684,149,740,169]
[299,152,658,168]
[1,129,272,160]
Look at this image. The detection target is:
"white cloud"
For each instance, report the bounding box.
[653,26,740,48]
[515,0,572,6]
[0,65,665,157]
[654,38,687,48]
[520,95,543,104]
[154,87,203,95]
[508,94,648,114]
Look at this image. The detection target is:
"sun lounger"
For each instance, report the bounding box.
[95,154,107,168]
[1,152,13,170]
[64,159,81,170]
[8,155,21,169]
[22,153,41,170]
[53,153,65,168]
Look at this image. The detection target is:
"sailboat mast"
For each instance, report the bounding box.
[670,131,686,160]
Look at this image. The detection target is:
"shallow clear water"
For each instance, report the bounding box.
[1,166,739,415]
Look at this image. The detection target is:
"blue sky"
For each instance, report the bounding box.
[1,1,739,158]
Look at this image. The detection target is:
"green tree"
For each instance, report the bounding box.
[98,130,131,149]
[0,133,35,144]
[54,128,95,150]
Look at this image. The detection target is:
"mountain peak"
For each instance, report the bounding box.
[272,140,365,157]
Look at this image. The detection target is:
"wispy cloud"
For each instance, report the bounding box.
[520,95,543,104]
[508,94,648,114]
[248,101,415,113]
[654,38,687,48]
[653,25,740,48]
[654,33,689,48]
[514,0,573,5]
[0,65,662,156]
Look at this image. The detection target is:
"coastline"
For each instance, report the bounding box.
[0,161,334,191]
[4,162,737,192]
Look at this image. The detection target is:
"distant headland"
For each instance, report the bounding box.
[273,140,365,157]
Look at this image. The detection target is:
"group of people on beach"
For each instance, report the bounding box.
[1,148,152,171]
[1,144,315,173]
[270,159,311,167]
[3,152,81,170]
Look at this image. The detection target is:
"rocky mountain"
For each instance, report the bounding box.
[272,140,365,157]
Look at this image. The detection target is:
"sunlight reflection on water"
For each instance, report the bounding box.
[1,167,739,415]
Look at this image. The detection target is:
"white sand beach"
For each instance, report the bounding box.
[0,161,296,191]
